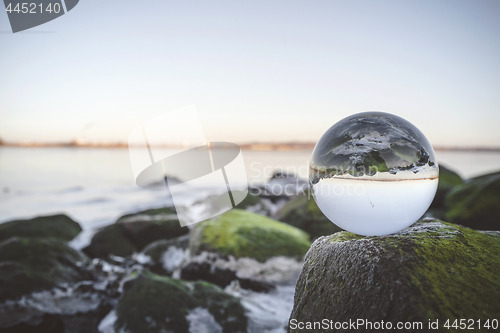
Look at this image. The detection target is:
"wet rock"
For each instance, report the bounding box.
[139,234,190,276]
[0,237,90,302]
[83,225,136,259]
[114,271,248,333]
[180,209,309,291]
[190,209,311,263]
[274,191,342,241]
[288,220,500,332]
[432,165,463,207]
[0,238,114,332]
[445,171,500,230]
[180,251,302,292]
[425,165,463,219]
[0,214,82,243]
[83,207,188,259]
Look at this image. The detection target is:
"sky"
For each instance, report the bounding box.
[1,0,499,147]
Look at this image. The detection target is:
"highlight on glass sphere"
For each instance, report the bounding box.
[310,111,439,236]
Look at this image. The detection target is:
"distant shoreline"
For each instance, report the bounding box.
[0,141,499,152]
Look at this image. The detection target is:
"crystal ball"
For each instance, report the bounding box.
[310,112,439,236]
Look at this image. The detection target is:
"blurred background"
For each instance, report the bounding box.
[1,0,500,227]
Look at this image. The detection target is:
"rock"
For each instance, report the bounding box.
[83,207,188,258]
[114,271,248,333]
[190,209,311,263]
[83,224,136,259]
[426,165,463,219]
[0,237,90,302]
[0,214,82,243]
[0,238,114,332]
[274,191,342,241]
[180,209,309,291]
[139,234,190,276]
[180,251,302,292]
[288,220,500,331]
[116,206,177,223]
[445,171,500,230]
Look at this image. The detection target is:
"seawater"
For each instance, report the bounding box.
[312,177,439,236]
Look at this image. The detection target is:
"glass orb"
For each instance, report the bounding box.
[310,112,439,236]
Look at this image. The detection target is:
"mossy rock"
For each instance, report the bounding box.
[274,191,342,241]
[0,214,82,242]
[289,220,500,332]
[115,271,248,333]
[83,207,188,258]
[445,171,500,230]
[0,237,90,302]
[190,209,311,263]
[83,224,136,258]
[430,165,463,210]
[141,235,190,275]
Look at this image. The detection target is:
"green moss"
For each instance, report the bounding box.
[192,209,311,262]
[0,214,82,242]
[410,222,500,322]
[290,220,500,329]
[115,271,247,333]
[328,231,364,243]
[445,171,500,230]
[430,165,463,211]
[0,237,89,302]
[439,166,463,187]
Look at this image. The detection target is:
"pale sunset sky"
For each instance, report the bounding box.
[1,0,499,147]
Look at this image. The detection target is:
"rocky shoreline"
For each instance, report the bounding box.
[0,168,499,332]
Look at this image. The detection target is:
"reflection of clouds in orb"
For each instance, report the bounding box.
[310,112,439,236]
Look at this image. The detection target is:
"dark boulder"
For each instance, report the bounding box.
[140,234,190,276]
[114,272,248,333]
[0,237,89,302]
[180,209,309,292]
[83,207,188,258]
[288,220,500,332]
[0,214,82,243]
[426,165,463,219]
[190,209,311,263]
[445,171,500,230]
[0,238,112,333]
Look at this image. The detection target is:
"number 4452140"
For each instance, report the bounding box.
[444,319,498,330]
[5,2,62,14]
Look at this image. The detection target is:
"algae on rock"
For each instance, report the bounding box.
[190,209,311,263]
[0,237,90,302]
[84,207,188,259]
[289,220,500,332]
[0,214,82,243]
[115,271,248,333]
[445,171,500,230]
